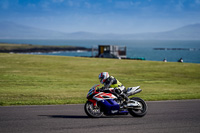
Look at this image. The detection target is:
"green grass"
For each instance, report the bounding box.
[0,53,200,106]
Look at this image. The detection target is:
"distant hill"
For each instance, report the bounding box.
[0,21,200,40]
[0,21,67,39]
[143,23,200,40]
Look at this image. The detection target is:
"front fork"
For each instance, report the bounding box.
[126,100,142,109]
[88,99,98,107]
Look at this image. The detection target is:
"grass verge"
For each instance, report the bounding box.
[0,53,199,106]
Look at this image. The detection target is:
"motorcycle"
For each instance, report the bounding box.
[84,84,147,118]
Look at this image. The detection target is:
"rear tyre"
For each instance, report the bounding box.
[128,97,147,117]
[84,101,103,118]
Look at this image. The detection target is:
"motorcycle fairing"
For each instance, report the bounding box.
[98,99,120,115]
[98,99,129,115]
[87,84,100,98]
[93,92,117,101]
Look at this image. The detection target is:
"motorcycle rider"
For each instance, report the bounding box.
[98,72,130,104]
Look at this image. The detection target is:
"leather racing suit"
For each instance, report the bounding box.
[102,76,129,102]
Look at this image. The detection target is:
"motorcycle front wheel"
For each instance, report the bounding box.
[128,97,147,117]
[84,101,103,118]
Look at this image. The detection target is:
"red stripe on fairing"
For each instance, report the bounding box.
[88,99,97,107]
[95,92,115,99]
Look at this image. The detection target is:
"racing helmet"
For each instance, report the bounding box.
[98,72,109,84]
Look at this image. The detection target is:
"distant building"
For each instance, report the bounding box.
[97,45,126,59]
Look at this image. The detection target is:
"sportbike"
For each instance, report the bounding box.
[84,84,147,118]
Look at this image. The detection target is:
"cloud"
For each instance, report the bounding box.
[175,0,184,11]
[195,0,200,4]
[0,0,9,9]
[1,0,200,34]
[52,0,64,3]
[67,0,81,7]
[84,2,91,9]
[27,3,36,8]
[40,1,51,11]
[114,1,139,9]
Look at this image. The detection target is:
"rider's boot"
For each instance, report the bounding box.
[120,93,130,104]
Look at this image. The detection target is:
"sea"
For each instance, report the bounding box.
[0,39,200,64]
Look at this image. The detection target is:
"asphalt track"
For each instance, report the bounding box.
[0,100,200,133]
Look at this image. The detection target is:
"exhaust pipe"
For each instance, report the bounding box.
[127,89,142,97]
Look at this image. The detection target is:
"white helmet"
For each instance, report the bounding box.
[98,72,109,84]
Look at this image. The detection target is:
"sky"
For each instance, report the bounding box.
[0,0,200,34]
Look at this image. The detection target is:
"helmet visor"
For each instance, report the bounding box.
[99,78,103,83]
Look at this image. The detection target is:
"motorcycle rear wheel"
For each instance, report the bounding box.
[84,101,103,118]
[128,97,147,117]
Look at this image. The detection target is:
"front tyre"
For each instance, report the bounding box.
[84,101,103,118]
[128,97,147,117]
